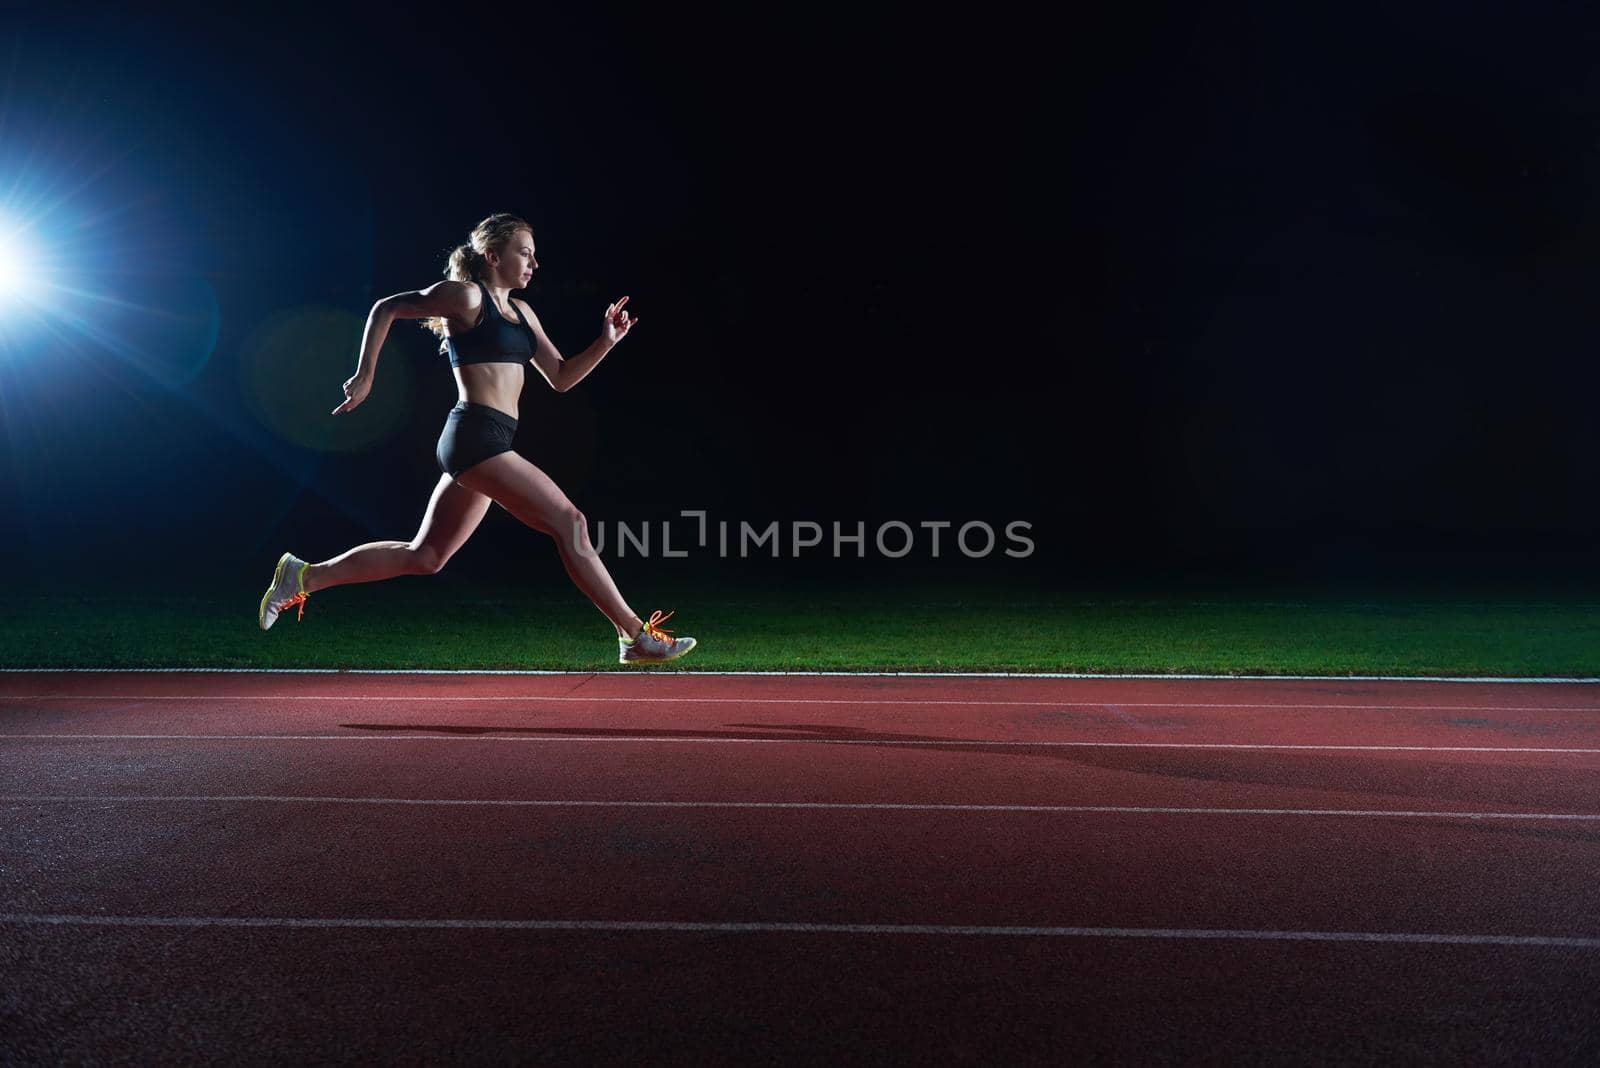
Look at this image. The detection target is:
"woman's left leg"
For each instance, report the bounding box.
[454,451,642,638]
[301,475,492,594]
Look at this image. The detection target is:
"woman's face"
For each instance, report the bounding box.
[487,229,538,288]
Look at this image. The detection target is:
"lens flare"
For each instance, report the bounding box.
[0,248,19,294]
[0,218,38,302]
[239,305,416,452]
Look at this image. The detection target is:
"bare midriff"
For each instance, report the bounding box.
[451,361,525,421]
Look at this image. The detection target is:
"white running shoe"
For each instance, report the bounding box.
[258,552,310,631]
[619,610,697,664]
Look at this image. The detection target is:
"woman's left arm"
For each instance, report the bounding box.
[517,296,637,393]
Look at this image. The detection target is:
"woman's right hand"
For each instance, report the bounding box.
[332,373,371,415]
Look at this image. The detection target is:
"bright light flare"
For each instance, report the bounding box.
[0,227,30,297]
[0,171,217,384]
[0,214,45,307]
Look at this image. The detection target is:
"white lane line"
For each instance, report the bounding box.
[1,913,1595,946]
[3,694,1599,712]
[4,795,1600,821]
[2,668,1596,682]
[3,734,1600,754]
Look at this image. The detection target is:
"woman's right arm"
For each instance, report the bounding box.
[334,281,474,414]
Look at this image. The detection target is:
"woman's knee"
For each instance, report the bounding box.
[408,543,448,574]
[555,505,591,548]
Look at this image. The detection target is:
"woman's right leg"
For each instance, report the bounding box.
[301,475,492,595]
[453,451,644,639]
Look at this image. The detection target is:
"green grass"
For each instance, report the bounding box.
[2,577,1596,676]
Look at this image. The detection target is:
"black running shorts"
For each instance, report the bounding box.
[436,402,518,479]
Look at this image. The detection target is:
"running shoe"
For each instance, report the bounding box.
[258,552,310,631]
[619,610,697,664]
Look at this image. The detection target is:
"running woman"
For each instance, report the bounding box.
[257,212,695,664]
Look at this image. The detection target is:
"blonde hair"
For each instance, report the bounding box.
[423,212,532,353]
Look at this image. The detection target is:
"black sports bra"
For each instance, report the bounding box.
[445,281,535,368]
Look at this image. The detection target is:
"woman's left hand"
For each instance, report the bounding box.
[602,296,637,346]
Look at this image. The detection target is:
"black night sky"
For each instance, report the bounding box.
[1,2,1597,589]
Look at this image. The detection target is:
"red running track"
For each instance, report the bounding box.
[3,672,1599,1062]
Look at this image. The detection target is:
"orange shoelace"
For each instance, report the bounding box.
[640,609,675,645]
[281,591,308,622]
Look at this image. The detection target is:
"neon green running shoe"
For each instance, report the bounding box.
[619,610,697,664]
[258,552,310,631]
